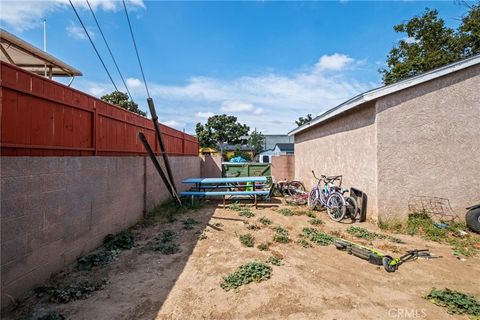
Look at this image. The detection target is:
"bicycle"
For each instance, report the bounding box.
[272,177,306,197]
[308,171,359,222]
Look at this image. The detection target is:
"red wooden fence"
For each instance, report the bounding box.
[0,61,198,156]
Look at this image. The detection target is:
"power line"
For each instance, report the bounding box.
[122,0,150,98]
[68,0,118,92]
[86,0,133,100]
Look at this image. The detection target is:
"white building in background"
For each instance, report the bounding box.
[258,143,294,163]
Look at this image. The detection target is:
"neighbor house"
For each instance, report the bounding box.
[257,143,294,163]
[289,55,480,221]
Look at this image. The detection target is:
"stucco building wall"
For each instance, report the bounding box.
[294,64,480,221]
[295,102,378,217]
[375,64,480,218]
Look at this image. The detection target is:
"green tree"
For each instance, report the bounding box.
[195,114,250,151]
[101,91,146,116]
[380,4,480,85]
[248,129,265,156]
[295,114,313,127]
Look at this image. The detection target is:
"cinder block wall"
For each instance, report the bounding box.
[271,155,295,181]
[0,156,199,307]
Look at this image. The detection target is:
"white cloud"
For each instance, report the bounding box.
[220,100,255,113]
[72,53,376,133]
[126,77,143,90]
[196,111,214,118]
[314,53,354,72]
[0,0,145,32]
[66,22,94,40]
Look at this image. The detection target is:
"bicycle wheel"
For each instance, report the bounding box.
[345,196,359,221]
[326,192,346,222]
[308,189,319,209]
[287,181,306,196]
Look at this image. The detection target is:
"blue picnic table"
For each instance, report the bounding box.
[180,176,270,207]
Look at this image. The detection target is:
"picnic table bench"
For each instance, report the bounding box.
[180,176,270,207]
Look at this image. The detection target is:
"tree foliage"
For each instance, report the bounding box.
[248,129,265,155]
[380,4,480,85]
[295,114,313,127]
[195,114,249,148]
[101,91,146,116]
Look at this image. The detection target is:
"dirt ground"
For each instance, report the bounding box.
[4,199,480,320]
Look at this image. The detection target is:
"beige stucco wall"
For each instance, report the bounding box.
[294,63,480,221]
[294,102,378,218]
[375,64,480,219]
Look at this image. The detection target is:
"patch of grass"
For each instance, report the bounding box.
[246,223,260,231]
[277,208,294,216]
[266,256,284,266]
[238,208,255,218]
[183,218,200,230]
[425,288,480,317]
[346,226,403,243]
[302,228,334,246]
[257,242,270,251]
[259,217,272,225]
[239,233,255,247]
[273,226,290,243]
[309,218,324,225]
[220,261,272,291]
[146,230,181,254]
[296,238,312,248]
[378,218,403,232]
[36,279,107,304]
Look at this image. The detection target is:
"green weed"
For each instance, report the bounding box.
[146,230,181,254]
[257,242,270,251]
[37,311,65,320]
[266,256,284,266]
[296,239,312,248]
[259,217,272,225]
[346,226,402,243]
[277,208,294,216]
[247,223,261,231]
[425,288,480,317]
[220,261,272,291]
[273,226,290,243]
[183,218,200,230]
[302,228,334,246]
[35,279,107,304]
[309,218,324,225]
[238,208,255,218]
[239,233,255,247]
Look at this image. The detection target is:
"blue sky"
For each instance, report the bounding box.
[0,1,472,134]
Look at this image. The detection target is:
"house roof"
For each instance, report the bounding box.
[0,28,82,77]
[275,143,294,152]
[289,54,480,136]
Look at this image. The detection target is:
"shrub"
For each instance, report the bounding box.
[239,208,255,218]
[220,262,272,291]
[257,242,269,251]
[247,223,260,231]
[147,230,181,254]
[39,279,107,304]
[239,233,255,247]
[104,230,135,250]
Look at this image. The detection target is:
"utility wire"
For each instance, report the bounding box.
[122,0,150,98]
[68,0,118,92]
[86,0,133,100]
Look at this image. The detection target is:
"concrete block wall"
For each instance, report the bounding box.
[271,155,295,181]
[0,156,200,307]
